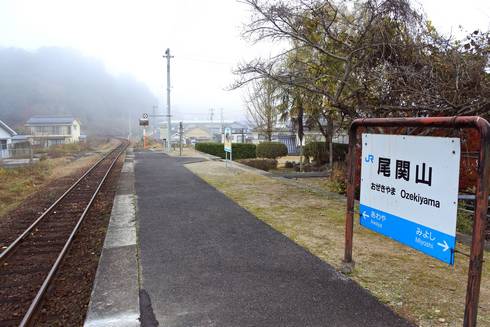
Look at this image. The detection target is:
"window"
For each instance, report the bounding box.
[31,125,73,135]
[0,140,7,150]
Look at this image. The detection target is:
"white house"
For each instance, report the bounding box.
[26,116,81,147]
[219,121,252,143]
[0,119,17,158]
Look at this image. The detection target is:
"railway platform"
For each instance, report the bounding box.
[86,151,413,327]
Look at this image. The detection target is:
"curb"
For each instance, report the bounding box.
[191,149,273,176]
[84,148,140,327]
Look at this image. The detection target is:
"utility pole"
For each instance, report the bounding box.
[128,113,131,142]
[163,48,173,152]
[128,112,132,141]
[152,105,158,137]
[210,108,214,122]
[220,108,224,142]
[179,121,183,156]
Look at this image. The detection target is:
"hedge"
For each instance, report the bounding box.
[232,143,257,159]
[195,142,223,157]
[304,141,348,164]
[195,142,256,159]
[256,142,288,159]
[237,158,278,171]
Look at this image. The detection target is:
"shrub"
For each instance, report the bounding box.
[456,204,473,235]
[195,143,225,158]
[304,142,349,165]
[232,143,257,159]
[284,161,295,168]
[237,158,277,171]
[256,142,288,159]
[46,142,89,158]
[327,162,347,194]
[195,142,256,159]
[304,142,328,164]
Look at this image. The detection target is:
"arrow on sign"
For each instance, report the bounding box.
[437,240,449,252]
[362,211,369,219]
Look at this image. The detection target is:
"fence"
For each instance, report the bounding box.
[0,149,8,159]
[277,134,298,154]
[0,147,33,160]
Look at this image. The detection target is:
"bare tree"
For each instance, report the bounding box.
[234,0,489,119]
[244,79,279,141]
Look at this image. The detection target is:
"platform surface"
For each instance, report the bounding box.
[135,152,413,327]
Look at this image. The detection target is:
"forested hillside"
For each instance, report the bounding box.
[0,47,156,135]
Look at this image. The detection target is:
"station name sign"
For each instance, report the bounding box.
[224,127,232,153]
[360,134,460,264]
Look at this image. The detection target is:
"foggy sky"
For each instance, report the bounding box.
[0,0,489,121]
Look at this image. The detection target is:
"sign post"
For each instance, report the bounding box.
[139,114,149,149]
[342,116,490,327]
[224,127,232,166]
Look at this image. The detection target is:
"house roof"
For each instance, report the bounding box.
[0,119,17,136]
[184,127,212,139]
[227,122,248,129]
[26,116,77,125]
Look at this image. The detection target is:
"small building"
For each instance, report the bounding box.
[184,127,213,143]
[220,121,252,143]
[26,116,81,147]
[158,120,252,144]
[0,119,17,158]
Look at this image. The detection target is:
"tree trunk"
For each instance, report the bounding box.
[329,139,333,169]
[267,119,273,141]
[299,136,303,172]
[327,117,334,170]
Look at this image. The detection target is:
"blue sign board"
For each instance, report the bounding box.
[360,204,455,264]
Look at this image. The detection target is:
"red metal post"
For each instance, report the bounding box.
[464,118,490,327]
[343,116,490,327]
[343,123,359,265]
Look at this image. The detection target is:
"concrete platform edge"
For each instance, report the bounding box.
[84,148,140,327]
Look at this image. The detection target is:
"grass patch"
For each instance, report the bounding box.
[33,142,91,158]
[186,160,490,327]
[1,139,115,218]
[457,205,474,235]
[0,161,52,216]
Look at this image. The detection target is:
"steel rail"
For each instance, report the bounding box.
[19,141,127,327]
[0,144,122,261]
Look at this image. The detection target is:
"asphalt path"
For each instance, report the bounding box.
[135,152,413,327]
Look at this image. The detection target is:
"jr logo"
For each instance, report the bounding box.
[365,154,374,163]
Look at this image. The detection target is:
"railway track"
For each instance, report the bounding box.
[0,140,128,327]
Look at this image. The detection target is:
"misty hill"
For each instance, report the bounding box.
[0,47,156,135]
